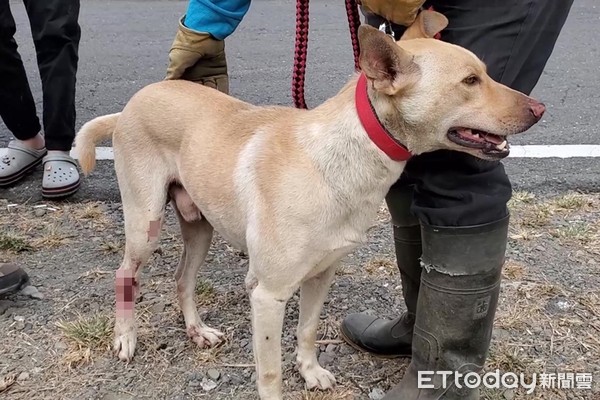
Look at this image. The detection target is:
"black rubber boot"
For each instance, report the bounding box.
[0,263,29,296]
[382,215,509,400]
[340,184,422,358]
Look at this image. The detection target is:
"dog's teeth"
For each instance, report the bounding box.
[473,133,480,138]
[496,140,507,150]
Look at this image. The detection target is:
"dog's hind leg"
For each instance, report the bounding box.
[113,170,168,362]
[173,205,224,348]
[296,265,338,390]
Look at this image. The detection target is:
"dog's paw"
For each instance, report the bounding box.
[300,364,337,391]
[113,320,137,362]
[187,325,224,348]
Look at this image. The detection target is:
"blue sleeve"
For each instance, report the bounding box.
[183,0,251,40]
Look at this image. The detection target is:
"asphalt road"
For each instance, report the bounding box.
[1,0,599,202]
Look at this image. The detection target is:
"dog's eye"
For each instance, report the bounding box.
[462,75,480,86]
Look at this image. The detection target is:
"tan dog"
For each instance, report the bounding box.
[75,11,544,400]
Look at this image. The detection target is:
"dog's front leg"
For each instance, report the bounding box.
[296,265,337,390]
[248,280,294,400]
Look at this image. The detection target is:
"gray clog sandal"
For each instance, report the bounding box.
[0,140,47,187]
[41,153,81,198]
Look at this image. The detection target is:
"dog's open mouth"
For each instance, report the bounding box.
[447,128,510,158]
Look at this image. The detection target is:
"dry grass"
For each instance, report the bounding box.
[0,374,17,393]
[509,190,536,207]
[56,313,113,367]
[31,224,72,248]
[363,257,395,275]
[551,192,594,211]
[56,314,112,349]
[71,202,112,228]
[292,388,356,400]
[502,261,526,280]
[551,222,596,244]
[0,232,33,252]
[487,342,537,375]
[196,279,217,304]
[101,239,123,254]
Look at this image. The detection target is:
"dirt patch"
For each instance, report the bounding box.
[0,192,599,399]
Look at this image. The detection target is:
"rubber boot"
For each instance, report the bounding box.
[340,184,422,357]
[382,215,509,400]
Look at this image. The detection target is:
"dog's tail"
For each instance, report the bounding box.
[75,112,120,175]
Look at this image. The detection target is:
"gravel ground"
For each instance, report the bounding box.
[0,191,599,400]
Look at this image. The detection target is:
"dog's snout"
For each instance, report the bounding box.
[529,100,546,121]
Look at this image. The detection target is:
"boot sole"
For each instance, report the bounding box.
[0,275,30,296]
[338,327,412,360]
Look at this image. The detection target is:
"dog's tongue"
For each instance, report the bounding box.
[480,132,504,145]
[456,128,485,143]
[457,128,506,145]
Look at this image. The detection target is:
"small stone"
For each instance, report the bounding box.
[32,367,42,374]
[318,352,334,367]
[369,388,385,400]
[503,389,515,400]
[240,339,249,348]
[20,285,44,299]
[34,208,46,217]
[17,371,30,381]
[13,315,25,322]
[54,341,68,351]
[229,374,244,386]
[0,300,14,315]
[251,372,257,383]
[150,302,165,313]
[325,344,337,353]
[200,378,217,391]
[207,368,221,381]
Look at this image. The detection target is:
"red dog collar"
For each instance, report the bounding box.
[355,73,412,162]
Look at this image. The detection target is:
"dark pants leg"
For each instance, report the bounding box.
[0,0,41,141]
[24,0,81,151]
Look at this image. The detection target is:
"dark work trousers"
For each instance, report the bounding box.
[0,0,81,151]
[365,0,573,227]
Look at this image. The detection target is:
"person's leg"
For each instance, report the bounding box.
[381,1,573,398]
[22,0,82,198]
[23,0,80,152]
[0,1,47,186]
[0,1,42,144]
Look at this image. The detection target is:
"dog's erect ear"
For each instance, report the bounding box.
[358,25,419,95]
[400,10,448,40]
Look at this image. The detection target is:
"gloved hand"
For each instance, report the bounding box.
[165,17,229,94]
[359,0,426,26]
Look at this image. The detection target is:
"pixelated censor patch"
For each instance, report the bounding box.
[147,220,161,242]
[116,269,137,317]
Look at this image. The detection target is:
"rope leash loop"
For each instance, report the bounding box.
[292,0,362,109]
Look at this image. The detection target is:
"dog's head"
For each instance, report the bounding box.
[357,11,545,160]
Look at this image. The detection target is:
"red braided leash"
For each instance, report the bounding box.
[292,0,362,109]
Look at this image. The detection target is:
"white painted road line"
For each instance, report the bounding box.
[507,145,600,158]
[2,145,600,161]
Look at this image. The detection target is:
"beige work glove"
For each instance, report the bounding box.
[359,0,426,26]
[165,17,229,94]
